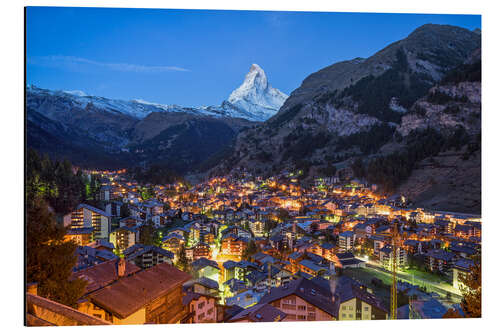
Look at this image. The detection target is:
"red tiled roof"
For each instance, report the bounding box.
[88,262,192,319]
[72,259,141,295]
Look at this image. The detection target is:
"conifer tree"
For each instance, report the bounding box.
[26,199,86,307]
[176,244,189,272]
[139,220,156,245]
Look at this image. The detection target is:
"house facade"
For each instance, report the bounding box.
[64,204,110,240]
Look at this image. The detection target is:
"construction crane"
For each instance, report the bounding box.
[390,221,401,319]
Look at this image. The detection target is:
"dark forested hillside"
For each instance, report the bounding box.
[130,117,239,173]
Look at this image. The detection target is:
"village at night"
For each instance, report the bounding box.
[25,6,481,326]
[26,163,481,325]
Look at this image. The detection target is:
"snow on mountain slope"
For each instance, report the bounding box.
[226,64,288,121]
[63,90,87,97]
[28,85,167,119]
[27,64,287,122]
[27,85,215,119]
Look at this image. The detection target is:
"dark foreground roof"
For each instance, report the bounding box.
[258,277,336,317]
[88,262,191,319]
[72,259,141,295]
[26,293,110,326]
[330,276,388,315]
[228,303,286,322]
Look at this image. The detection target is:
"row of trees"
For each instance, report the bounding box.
[129,165,182,185]
[26,148,99,214]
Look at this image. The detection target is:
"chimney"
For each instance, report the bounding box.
[27,282,38,295]
[117,257,126,278]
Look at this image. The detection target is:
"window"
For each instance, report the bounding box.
[349,314,353,318]
[342,314,346,318]
[198,302,205,309]
[298,315,306,320]
[342,306,346,310]
[348,306,353,311]
[364,306,369,312]
[298,305,306,311]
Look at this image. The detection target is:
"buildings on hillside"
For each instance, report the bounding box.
[30,169,480,325]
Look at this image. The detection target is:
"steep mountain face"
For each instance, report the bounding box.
[391,54,481,213]
[225,64,288,121]
[214,24,481,212]
[278,24,481,116]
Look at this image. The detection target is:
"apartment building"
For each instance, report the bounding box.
[64,204,110,240]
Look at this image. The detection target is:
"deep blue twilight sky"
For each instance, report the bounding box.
[26,7,481,107]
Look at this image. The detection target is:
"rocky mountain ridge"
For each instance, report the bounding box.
[26,64,288,170]
[212,24,481,213]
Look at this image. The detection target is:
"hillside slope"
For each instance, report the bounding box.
[214,24,480,178]
[212,24,481,213]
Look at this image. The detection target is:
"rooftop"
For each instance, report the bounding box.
[71,258,141,295]
[228,303,286,322]
[88,262,191,319]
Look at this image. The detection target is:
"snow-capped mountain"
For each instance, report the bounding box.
[27,85,206,120]
[226,64,288,121]
[27,64,287,122]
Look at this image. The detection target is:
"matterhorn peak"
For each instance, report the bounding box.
[226,64,288,121]
[240,63,268,91]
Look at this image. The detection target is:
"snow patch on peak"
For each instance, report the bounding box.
[227,64,288,121]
